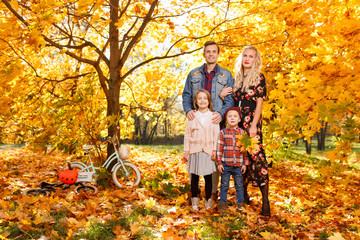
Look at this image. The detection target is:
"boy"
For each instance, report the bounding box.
[217,107,249,213]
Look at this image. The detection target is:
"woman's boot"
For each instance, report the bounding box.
[259,183,270,216]
[243,182,250,205]
[243,165,251,205]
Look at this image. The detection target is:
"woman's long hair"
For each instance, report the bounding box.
[233,45,262,92]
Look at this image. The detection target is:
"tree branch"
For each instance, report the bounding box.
[122,47,201,80]
[119,18,138,59]
[119,0,158,70]
[1,0,29,26]
[123,81,178,113]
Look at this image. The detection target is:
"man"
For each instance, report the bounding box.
[182,40,234,200]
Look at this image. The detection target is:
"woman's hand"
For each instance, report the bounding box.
[211,150,217,160]
[249,124,257,138]
[219,86,233,101]
[241,165,246,174]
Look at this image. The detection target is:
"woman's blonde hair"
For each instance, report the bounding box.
[233,45,262,92]
[193,89,213,111]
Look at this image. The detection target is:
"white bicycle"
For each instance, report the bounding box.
[68,134,141,188]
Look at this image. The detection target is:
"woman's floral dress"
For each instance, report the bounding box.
[233,73,269,187]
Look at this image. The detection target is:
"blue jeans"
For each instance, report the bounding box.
[219,164,244,204]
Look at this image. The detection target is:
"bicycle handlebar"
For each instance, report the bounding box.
[103,126,120,145]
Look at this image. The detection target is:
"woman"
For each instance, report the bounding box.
[220,45,270,216]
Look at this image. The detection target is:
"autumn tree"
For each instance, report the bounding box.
[3,0,358,164]
[1,0,284,156]
[190,0,360,161]
[262,0,360,160]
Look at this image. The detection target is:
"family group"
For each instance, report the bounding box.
[182,41,270,217]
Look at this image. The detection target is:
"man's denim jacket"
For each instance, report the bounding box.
[182,64,234,118]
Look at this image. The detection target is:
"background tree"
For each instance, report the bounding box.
[1,0,359,164]
[264,0,360,160]
[0,0,280,155]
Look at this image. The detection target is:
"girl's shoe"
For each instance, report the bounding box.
[204,198,213,210]
[191,197,199,211]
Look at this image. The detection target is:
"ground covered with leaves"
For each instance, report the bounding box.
[1,146,359,239]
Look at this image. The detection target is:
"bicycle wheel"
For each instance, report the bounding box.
[112,162,141,188]
[24,188,50,196]
[74,184,98,194]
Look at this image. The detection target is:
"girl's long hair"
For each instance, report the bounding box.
[233,45,262,92]
[193,89,213,111]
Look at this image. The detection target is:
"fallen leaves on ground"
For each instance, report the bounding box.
[0,146,360,239]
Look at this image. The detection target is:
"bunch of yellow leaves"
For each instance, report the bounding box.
[236,134,260,154]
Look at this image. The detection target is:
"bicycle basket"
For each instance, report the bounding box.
[58,169,78,184]
[118,145,130,160]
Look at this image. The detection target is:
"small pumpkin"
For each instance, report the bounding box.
[58,169,78,184]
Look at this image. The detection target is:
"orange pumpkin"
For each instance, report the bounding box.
[58,169,78,184]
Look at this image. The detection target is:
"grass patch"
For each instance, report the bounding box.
[131,144,183,153]
[0,143,25,149]
[74,217,131,240]
[141,170,190,199]
[50,209,69,238]
[132,206,163,218]
[74,221,116,240]
[2,223,45,240]
[288,138,360,159]
[318,231,330,240]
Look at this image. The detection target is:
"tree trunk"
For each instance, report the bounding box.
[321,122,328,150]
[316,132,321,150]
[316,122,327,151]
[141,121,149,145]
[305,139,312,154]
[147,115,161,144]
[164,117,168,141]
[106,0,121,170]
[133,114,141,144]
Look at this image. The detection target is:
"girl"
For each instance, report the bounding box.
[220,45,270,216]
[183,89,220,211]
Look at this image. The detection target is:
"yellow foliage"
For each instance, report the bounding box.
[236,134,260,155]
[144,197,156,209]
[0,0,359,158]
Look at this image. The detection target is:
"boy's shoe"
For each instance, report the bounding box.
[218,201,227,213]
[204,198,213,210]
[237,202,246,209]
[191,197,199,211]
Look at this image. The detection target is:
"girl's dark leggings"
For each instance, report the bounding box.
[191,173,212,200]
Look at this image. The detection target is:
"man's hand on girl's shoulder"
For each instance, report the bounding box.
[186,110,196,120]
[211,112,222,124]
